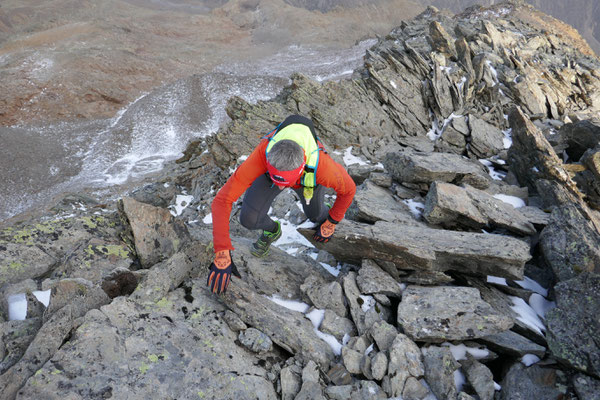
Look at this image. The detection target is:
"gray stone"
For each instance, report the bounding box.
[300,220,531,281]
[222,278,335,369]
[402,376,430,400]
[342,347,363,375]
[342,272,369,335]
[573,374,600,400]
[223,310,247,332]
[423,182,536,236]
[546,272,600,378]
[369,320,398,352]
[540,203,600,282]
[348,335,371,354]
[327,364,352,386]
[324,385,353,400]
[383,149,491,190]
[351,380,387,399]
[429,21,456,57]
[387,333,424,398]
[0,318,42,375]
[479,330,546,358]
[100,266,138,299]
[301,275,347,318]
[468,114,506,158]
[422,346,460,400]
[347,180,420,225]
[120,197,190,268]
[281,365,302,400]
[357,259,403,298]
[371,352,388,380]
[517,206,551,226]
[499,363,564,400]
[369,172,393,188]
[397,286,514,342]
[294,381,325,400]
[461,355,495,400]
[239,327,273,353]
[302,360,320,383]
[320,310,356,341]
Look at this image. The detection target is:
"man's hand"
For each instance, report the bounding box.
[313,218,337,243]
[207,250,234,294]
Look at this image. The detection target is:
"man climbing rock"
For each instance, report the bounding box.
[207,115,356,294]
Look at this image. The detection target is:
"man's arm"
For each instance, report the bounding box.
[211,141,269,252]
[315,153,357,223]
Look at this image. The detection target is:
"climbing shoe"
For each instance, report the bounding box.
[251,221,282,258]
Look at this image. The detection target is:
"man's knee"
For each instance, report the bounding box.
[239,206,260,230]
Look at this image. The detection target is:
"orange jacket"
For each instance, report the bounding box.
[211,139,356,252]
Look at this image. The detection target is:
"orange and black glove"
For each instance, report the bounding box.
[207,250,235,294]
[313,216,338,243]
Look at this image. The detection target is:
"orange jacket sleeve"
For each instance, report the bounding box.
[212,141,269,252]
[315,152,356,223]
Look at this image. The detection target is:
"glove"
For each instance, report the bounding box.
[207,250,234,294]
[313,216,338,243]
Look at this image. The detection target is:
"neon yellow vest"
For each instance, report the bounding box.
[265,123,322,203]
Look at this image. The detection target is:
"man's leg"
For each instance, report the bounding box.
[239,174,281,232]
[294,185,329,224]
[240,174,283,257]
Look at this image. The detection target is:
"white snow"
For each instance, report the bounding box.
[443,342,490,361]
[502,128,513,149]
[306,308,343,355]
[479,159,506,180]
[319,262,341,277]
[403,199,425,218]
[365,343,374,356]
[169,194,194,216]
[33,290,51,307]
[515,276,548,296]
[427,113,462,141]
[8,293,27,321]
[390,80,398,89]
[359,295,376,312]
[454,369,466,392]
[521,354,541,366]
[529,293,556,319]
[495,382,502,391]
[274,219,315,249]
[510,296,546,334]
[202,213,213,224]
[343,147,368,166]
[267,295,310,313]
[487,275,508,286]
[493,194,526,208]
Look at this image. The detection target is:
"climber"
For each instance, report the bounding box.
[207,114,356,294]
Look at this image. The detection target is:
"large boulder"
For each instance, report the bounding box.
[397,286,513,342]
[546,272,600,378]
[300,220,531,280]
[423,182,536,235]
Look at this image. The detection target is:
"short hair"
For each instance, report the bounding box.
[267,140,304,171]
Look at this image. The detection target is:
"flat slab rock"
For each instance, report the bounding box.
[397,286,514,342]
[300,220,530,280]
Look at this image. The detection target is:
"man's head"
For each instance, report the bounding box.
[266,140,305,188]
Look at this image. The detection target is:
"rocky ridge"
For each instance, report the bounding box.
[1,2,600,399]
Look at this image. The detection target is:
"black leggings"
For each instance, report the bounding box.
[239,174,329,232]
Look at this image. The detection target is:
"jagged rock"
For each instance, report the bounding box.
[387,333,424,398]
[347,180,420,225]
[326,364,352,386]
[517,206,551,226]
[300,220,531,281]
[0,213,129,286]
[540,203,600,281]
[499,363,564,400]
[342,272,370,335]
[100,266,138,298]
[546,272,600,378]
[557,119,600,161]
[468,114,506,158]
[350,380,387,399]
[119,197,190,268]
[239,327,273,353]
[0,318,42,375]
[369,320,398,353]
[342,347,363,375]
[573,374,600,400]
[0,281,109,400]
[371,352,388,381]
[383,149,491,190]
[397,286,513,342]
[423,182,536,235]
[295,361,326,400]
[300,275,347,317]
[223,310,247,332]
[460,355,495,400]
[360,352,373,380]
[356,259,403,298]
[479,330,546,358]
[429,21,457,58]
[320,310,356,341]
[402,377,430,400]
[369,172,393,188]
[422,346,460,400]
[222,278,335,369]
[324,384,353,400]
[347,335,372,354]
[281,365,302,400]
